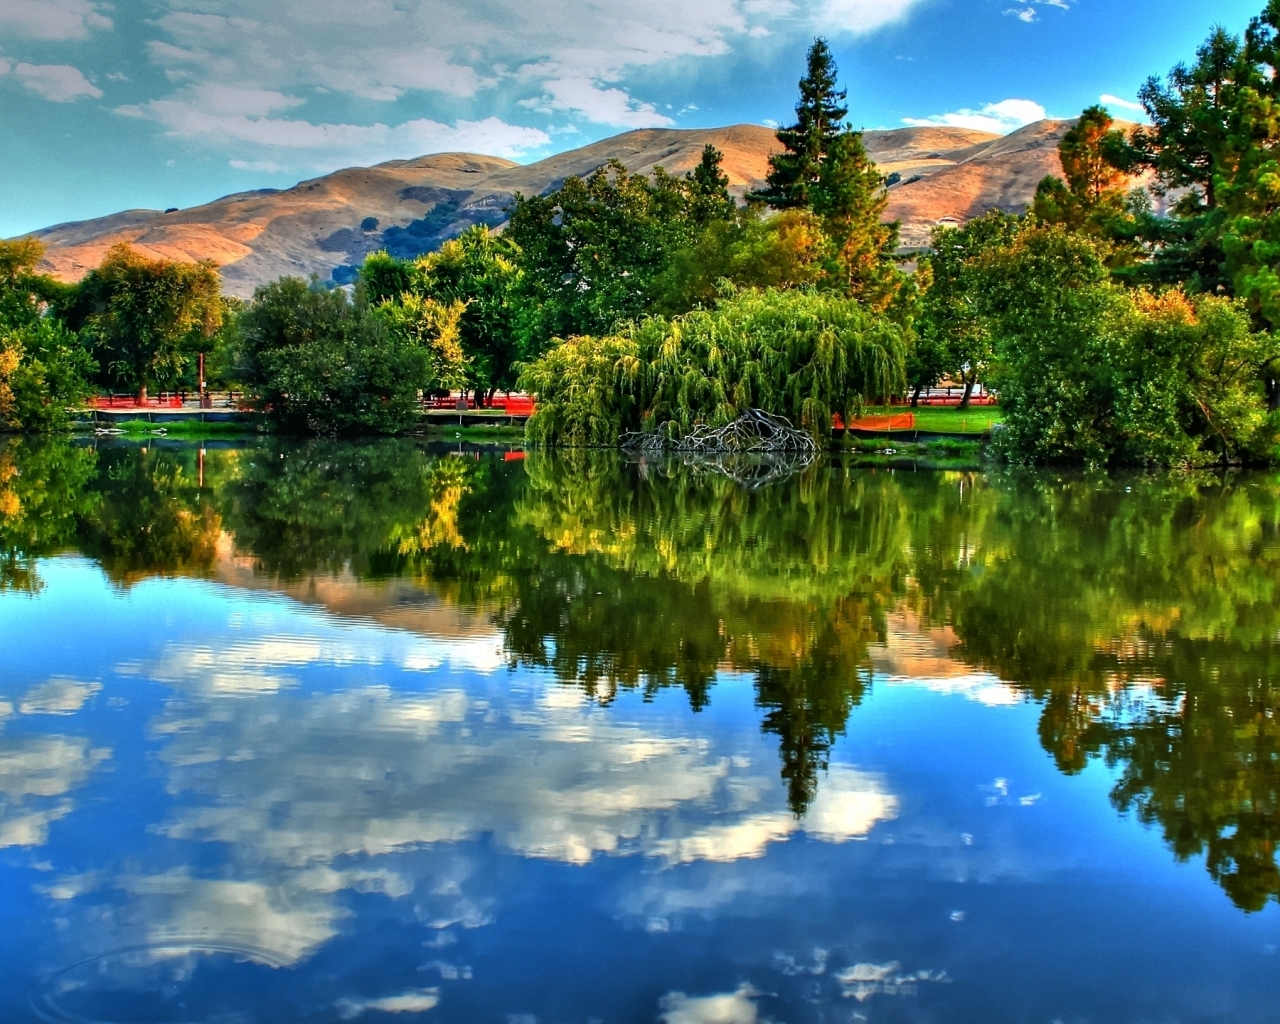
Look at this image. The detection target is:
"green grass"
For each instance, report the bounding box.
[859,405,1003,434]
[422,423,527,442]
[89,418,260,439]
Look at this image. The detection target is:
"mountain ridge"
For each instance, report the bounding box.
[27,121,1079,297]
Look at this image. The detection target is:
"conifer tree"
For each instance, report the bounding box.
[811,129,902,309]
[685,144,736,226]
[748,38,848,209]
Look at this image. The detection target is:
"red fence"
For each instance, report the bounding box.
[425,394,536,415]
[91,395,184,409]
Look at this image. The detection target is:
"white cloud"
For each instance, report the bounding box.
[659,984,760,1024]
[0,0,111,40]
[526,71,674,128]
[336,989,441,1019]
[820,0,919,33]
[7,62,103,101]
[1004,7,1036,21]
[903,98,1046,135]
[19,678,101,715]
[113,0,928,162]
[117,91,552,169]
[1100,93,1144,114]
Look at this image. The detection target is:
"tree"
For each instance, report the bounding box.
[519,286,907,446]
[685,144,737,227]
[917,211,1022,409]
[652,207,828,313]
[971,223,1279,466]
[1119,24,1254,291]
[363,228,522,401]
[748,38,849,209]
[1032,106,1134,238]
[0,238,94,432]
[505,160,694,355]
[237,276,466,434]
[70,244,222,403]
[811,128,902,309]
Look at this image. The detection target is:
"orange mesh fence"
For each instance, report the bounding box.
[835,412,915,431]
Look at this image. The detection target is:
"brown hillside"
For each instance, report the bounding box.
[27,122,1081,297]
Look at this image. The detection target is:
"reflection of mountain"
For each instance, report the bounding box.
[4,438,1280,910]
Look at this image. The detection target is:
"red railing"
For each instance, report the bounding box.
[424,394,536,415]
[91,395,184,409]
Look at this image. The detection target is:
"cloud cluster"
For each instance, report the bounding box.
[0,60,102,101]
[103,0,926,170]
[1003,0,1070,23]
[903,98,1047,134]
[0,0,111,40]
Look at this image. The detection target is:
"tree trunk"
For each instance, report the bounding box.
[959,371,976,411]
[486,386,497,406]
[911,385,922,408]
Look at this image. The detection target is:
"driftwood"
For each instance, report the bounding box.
[619,409,817,456]
[621,410,817,489]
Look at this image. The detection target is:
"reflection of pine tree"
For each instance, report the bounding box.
[753,611,874,815]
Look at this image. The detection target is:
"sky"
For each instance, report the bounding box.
[0,0,1266,237]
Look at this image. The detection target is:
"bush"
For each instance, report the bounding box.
[975,225,1279,466]
[238,277,466,435]
[519,287,907,446]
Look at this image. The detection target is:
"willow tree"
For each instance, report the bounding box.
[519,287,907,446]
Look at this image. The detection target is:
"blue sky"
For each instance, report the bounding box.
[0,0,1264,237]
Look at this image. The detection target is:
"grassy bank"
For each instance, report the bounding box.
[83,418,261,440]
[860,405,1003,433]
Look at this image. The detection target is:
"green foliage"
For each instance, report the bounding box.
[520,287,907,446]
[1032,105,1138,246]
[0,238,95,432]
[748,38,848,209]
[917,211,1022,408]
[652,207,828,313]
[237,276,466,434]
[810,129,903,308]
[504,160,695,354]
[361,227,521,396]
[69,243,222,402]
[972,224,1278,465]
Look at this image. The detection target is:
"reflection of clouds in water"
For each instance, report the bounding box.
[886,673,1020,707]
[0,732,111,848]
[19,677,102,715]
[45,665,898,969]
[652,766,898,864]
[834,961,948,1002]
[659,984,760,1024]
[129,628,506,695]
[336,988,441,1018]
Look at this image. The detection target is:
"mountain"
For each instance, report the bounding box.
[28,121,1079,297]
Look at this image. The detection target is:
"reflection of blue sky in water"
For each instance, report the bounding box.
[0,558,1278,1023]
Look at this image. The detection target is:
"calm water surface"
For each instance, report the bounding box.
[0,437,1277,1024]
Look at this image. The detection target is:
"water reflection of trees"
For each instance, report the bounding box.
[2,438,1278,908]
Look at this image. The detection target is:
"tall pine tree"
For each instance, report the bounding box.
[811,129,902,309]
[748,39,848,209]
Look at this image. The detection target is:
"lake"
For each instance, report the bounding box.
[0,436,1277,1024]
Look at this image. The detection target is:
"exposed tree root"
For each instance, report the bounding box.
[619,409,817,456]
